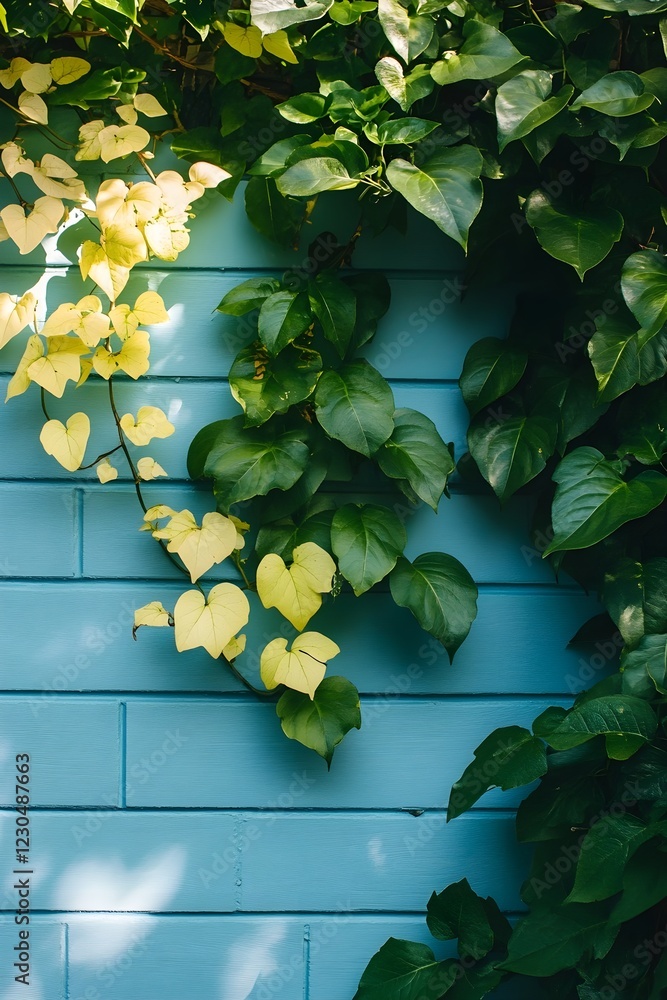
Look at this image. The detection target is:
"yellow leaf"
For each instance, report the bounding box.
[77,357,93,387]
[32,154,86,201]
[1,142,33,178]
[229,514,250,550]
[260,632,340,698]
[134,93,168,117]
[0,291,36,349]
[257,542,336,630]
[28,335,88,397]
[39,412,90,471]
[188,161,231,188]
[153,509,237,583]
[120,406,175,446]
[79,240,131,302]
[5,334,43,401]
[18,92,48,125]
[263,30,298,64]
[110,291,168,339]
[144,216,190,261]
[1,197,64,255]
[174,583,250,658]
[50,56,91,86]
[96,458,118,483]
[0,58,31,89]
[98,124,150,163]
[144,504,178,521]
[134,601,172,629]
[21,63,52,94]
[76,120,105,161]
[103,223,148,269]
[63,0,83,15]
[223,633,246,661]
[137,456,167,480]
[93,330,150,380]
[42,296,110,348]
[156,169,205,216]
[116,103,138,125]
[224,22,263,57]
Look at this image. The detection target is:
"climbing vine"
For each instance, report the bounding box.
[1,0,667,993]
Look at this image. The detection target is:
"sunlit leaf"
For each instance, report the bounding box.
[39,412,90,471]
[261,631,340,697]
[174,583,250,658]
[257,541,336,630]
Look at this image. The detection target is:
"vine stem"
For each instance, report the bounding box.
[40,388,51,422]
[106,375,202,588]
[226,658,277,699]
[0,170,27,206]
[232,550,254,591]
[79,443,123,469]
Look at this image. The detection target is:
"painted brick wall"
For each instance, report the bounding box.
[0,183,595,1000]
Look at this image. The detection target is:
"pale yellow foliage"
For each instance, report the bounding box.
[39,412,90,471]
[174,583,250,658]
[120,406,175,446]
[260,632,340,698]
[257,542,337,630]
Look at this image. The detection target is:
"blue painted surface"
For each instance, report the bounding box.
[0,186,593,999]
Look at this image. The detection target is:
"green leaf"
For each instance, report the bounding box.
[49,67,125,108]
[390,553,478,661]
[387,146,483,250]
[377,0,434,63]
[467,414,557,503]
[331,503,407,595]
[214,43,256,85]
[603,557,667,648]
[248,136,313,176]
[277,93,331,123]
[217,277,281,316]
[448,726,547,821]
[277,675,361,765]
[353,938,450,1000]
[308,272,357,357]
[616,383,667,464]
[566,815,648,902]
[258,291,313,354]
[525,192,623,279]
[376,117,440,144]
[621,634,667,697]
[534,694,658,752]
[431,20,523,86]
[611,843,667,924]
[502,904,614,977]
[315,360,395,457]
[587,319,667,402]
[375,408,454,511]
[426,879,494,960]
[344,272,391,350]
[375,57,435,112]
[496,71,573,151]
[229,342,322,426]
[245,177,305,249]
[621,250,667,336]
[201,416,311,509]
[529,363,603,454]
[276,156,361,196]
[571,71,655,117]
[459,338,528,417]
[250,0,333,33]
[544,447,667,555]
[330,0,377,23]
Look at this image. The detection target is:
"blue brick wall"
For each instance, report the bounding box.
[0,185,594,999]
